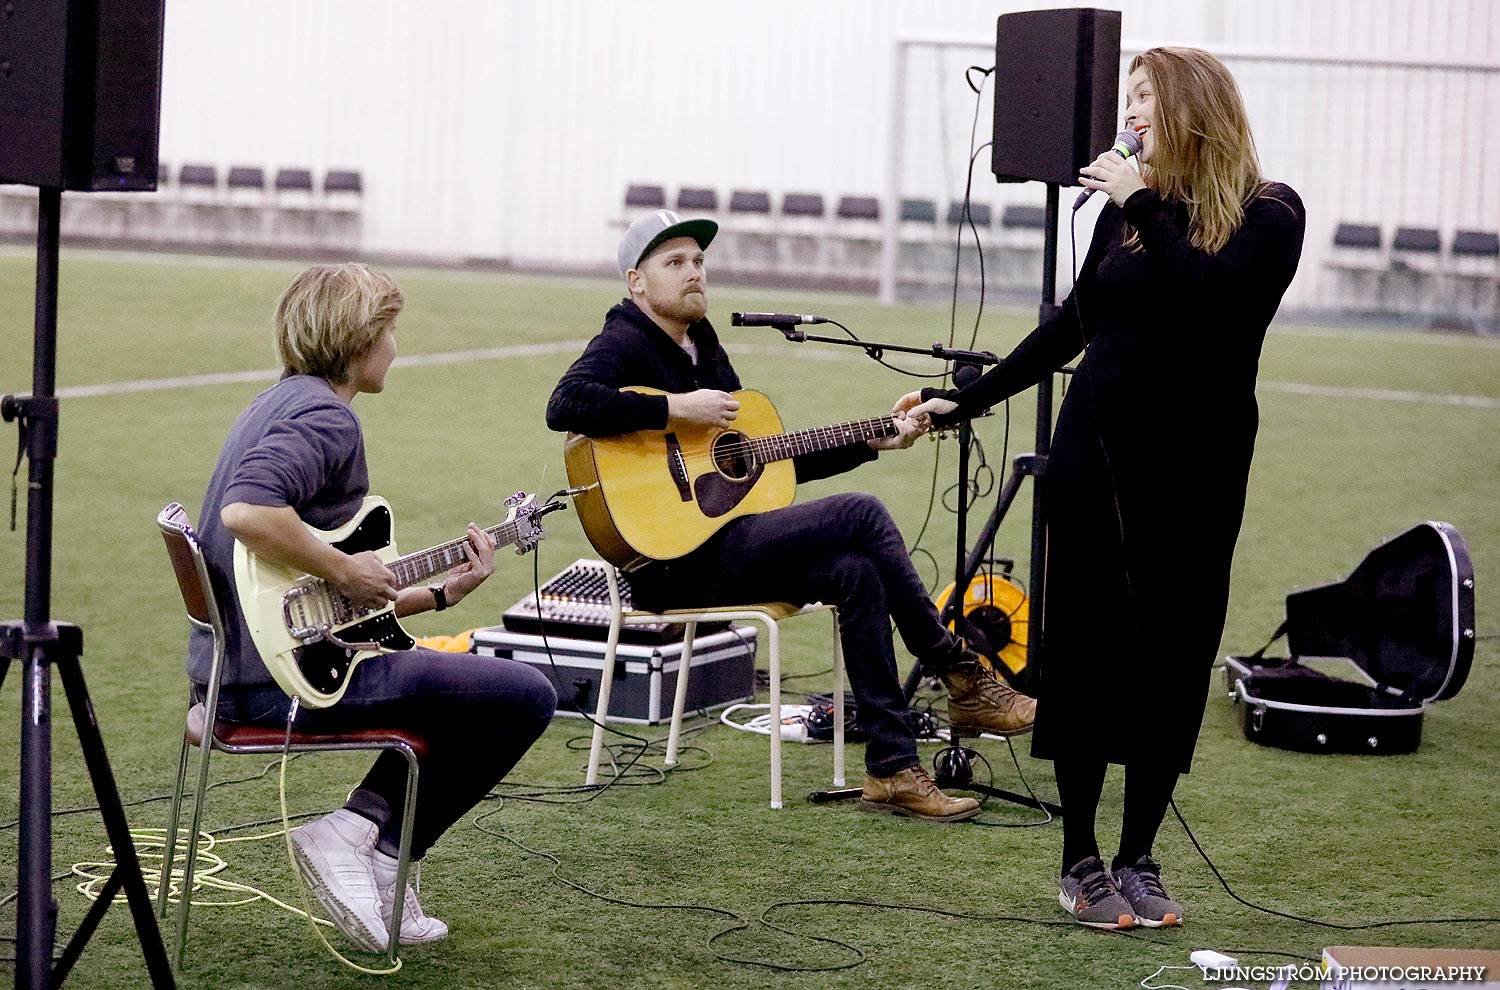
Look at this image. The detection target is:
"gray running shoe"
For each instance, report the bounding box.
[1112,855,1183,927]
[1058,856,1135,929]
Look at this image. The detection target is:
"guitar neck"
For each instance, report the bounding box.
[387,520,520,589]
[750,416,897,463]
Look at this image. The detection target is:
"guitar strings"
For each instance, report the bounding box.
[665,420,899,464]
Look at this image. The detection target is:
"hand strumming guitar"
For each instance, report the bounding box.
[667,388,740,428]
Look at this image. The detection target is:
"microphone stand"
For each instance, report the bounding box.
[756,322,1058,815]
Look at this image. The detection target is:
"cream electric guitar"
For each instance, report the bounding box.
[235,491,561,707]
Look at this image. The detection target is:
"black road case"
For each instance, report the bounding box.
[1223,521,1475,755]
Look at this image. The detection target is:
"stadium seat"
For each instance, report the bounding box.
[321,169,363,246]
[778,192,826,274]
[271,168,317,246]
[675,187,718,212]
[1388,226,1442,315]
[1447,230,1499,328]
[225,166,267,241]
[994,203,1049,288]
[1325,222,1385,312]
[831,196,882,275]
[725,189,775,272]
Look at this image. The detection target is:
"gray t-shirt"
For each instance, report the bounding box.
[187,375,369,689]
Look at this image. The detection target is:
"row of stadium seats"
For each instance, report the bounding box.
[621,183,1052,290]
[0,164,363,251]
[1325,222,1499,325]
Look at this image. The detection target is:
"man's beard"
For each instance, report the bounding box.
[659,287,707,323]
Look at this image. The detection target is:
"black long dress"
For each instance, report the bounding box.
[931,183,1305,773]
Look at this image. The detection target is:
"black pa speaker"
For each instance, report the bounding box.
[992,7,1121,186]
[0,0,165,191]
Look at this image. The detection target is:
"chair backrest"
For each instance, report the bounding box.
[274,167,314,192]
[947,202,992,227]
[901,198,937,223]
[1001,204,1047,229]
[836,195,879,221]
[782,192,825,218]
[226,166,265,191]
[158,503,221,637]
[177,164,218,189]
[729,189,771,214]
[1333,222,1381,249]
[676,186,718,211]
[624,183,665,209]
[1452,230,1500,258]
[1392,226,1441,254]
[323,169,363,195]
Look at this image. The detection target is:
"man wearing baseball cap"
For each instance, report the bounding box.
[546,211,1035,821]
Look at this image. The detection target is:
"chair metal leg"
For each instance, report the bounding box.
[157,735,192,918]
[765,617,782,809]
[664,620,698,766]
[171,733,214,971]
[830,608,846,788]
[385,746,419,966]
[587,570,626,785]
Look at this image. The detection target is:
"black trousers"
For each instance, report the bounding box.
[635,493,958,777]
[208,649,556,859]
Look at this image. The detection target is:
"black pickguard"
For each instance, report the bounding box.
[292,609,414,696]
[693,469,761,518]
[693,430,762,517]
[330,504,393,556]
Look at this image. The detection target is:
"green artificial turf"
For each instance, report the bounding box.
[1,250,1497,989]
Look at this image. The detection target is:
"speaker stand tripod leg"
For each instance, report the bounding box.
[49,627,176,988]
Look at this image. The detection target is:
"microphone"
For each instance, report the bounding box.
[1072,128,1144,211]
[731,312,829,327]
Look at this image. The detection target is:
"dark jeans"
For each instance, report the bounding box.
[637,493,959,777]
[208,649,556,859]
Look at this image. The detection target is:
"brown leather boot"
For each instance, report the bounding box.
[942,655,1037,736]
[859,765,980,822]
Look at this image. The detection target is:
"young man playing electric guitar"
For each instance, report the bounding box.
[189,263,556,952]
[546,212,1035,821]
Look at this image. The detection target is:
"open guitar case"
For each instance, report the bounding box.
[1223,521,1475,755]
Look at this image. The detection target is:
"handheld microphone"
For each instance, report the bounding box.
[1072,128,1144,211]
[731,312,829,327]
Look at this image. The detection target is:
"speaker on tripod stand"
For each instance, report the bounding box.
[920,8,1122,816]
[1,2,174,987]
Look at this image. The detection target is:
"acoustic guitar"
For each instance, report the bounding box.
[235,491,561,707]
[563,388,897,570]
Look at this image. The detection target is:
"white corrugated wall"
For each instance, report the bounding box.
[157,0,1500,311]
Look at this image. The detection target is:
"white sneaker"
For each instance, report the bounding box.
[289,809,390,952]
[373,852,450,944]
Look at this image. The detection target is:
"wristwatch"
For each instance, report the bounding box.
[429,583,448,612]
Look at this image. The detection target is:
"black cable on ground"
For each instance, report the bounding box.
[1171,797,1500,931]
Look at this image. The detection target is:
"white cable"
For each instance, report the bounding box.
[718,703,812,735]
[1139,964,1196,990]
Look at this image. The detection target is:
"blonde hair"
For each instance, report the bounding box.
[1128,47,1264,254]
[274,263,403,383]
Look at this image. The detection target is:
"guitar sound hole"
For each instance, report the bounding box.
[711,431,754,481]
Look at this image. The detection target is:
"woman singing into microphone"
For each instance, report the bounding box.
[897,47,1305,930]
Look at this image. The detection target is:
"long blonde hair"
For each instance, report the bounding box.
[1129,47,1263,254]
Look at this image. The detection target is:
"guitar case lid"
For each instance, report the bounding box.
[1280,521,1475,704]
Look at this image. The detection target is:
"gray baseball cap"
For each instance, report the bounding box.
[617,209,718,279]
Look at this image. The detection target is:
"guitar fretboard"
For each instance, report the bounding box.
[749,416,898,463]
[388,520,521,589]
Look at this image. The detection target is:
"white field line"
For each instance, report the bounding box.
[44,340,1500,410]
